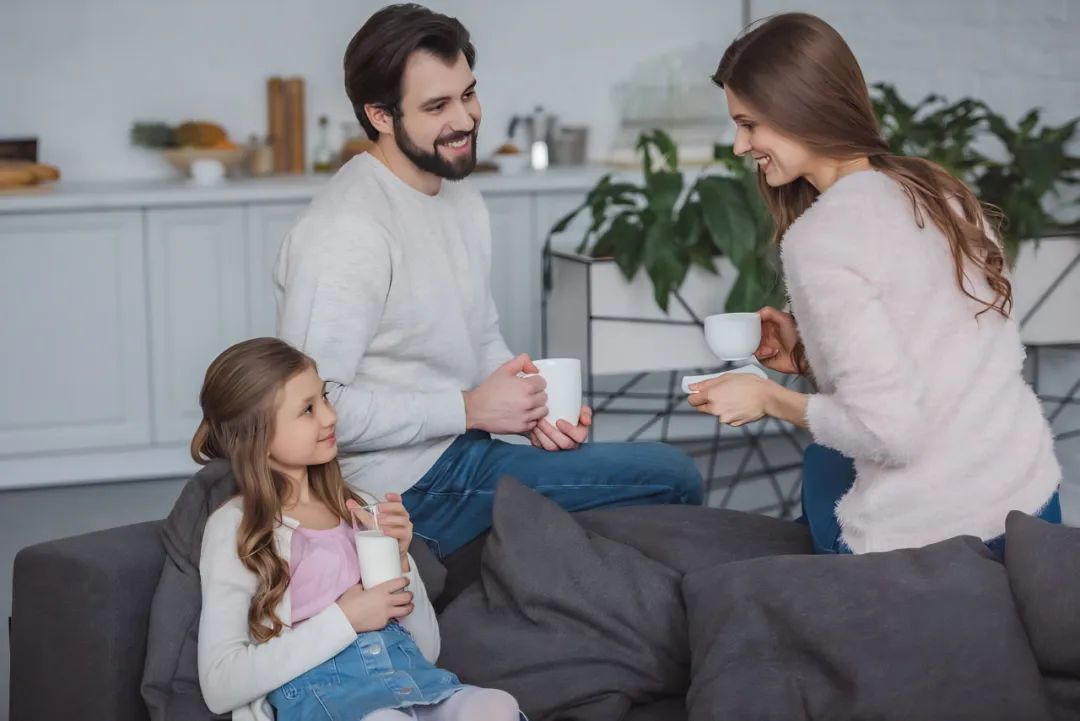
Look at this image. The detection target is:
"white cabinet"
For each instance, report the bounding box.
[0,180,600,487]
[486,194,539,358]
[147,207,248,444]
[246,202,307,337]
[0,211,151,454]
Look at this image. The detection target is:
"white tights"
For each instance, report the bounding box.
[361,687,520,721]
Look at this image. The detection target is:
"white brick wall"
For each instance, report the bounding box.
[750,0,1080,127]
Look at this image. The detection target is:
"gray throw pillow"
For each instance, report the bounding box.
[437,478,690,721]
[683,536,1052,721]
[1004,510,1080,677]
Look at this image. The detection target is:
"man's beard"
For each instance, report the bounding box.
[393,114,479,181]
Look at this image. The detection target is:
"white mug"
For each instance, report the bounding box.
[190,158,226,186]
[527,358,582,426]
[704,313,761,361]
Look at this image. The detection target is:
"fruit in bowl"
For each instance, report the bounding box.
[131,120,249,178]
[161,146,249,177]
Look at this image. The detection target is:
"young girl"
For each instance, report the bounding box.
[689,13,1062,554]
[194,337,520,721]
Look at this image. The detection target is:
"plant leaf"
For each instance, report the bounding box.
[646,170,684,219]
[642,217,686,311]
[697,176,757,264]
[609,215,646,280]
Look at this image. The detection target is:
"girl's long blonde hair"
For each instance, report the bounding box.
[192,337,363,643]
[713,13,1012,327]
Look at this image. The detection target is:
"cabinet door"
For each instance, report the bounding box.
[484,194,540,358]
[147,207,248,443]
[246,202,307,337]
[0,211,151,454]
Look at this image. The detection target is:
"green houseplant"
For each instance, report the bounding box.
[552,85,1079,313]
[872,82,1080,263]
[547,130,783,313]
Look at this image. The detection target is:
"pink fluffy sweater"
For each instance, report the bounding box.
[782,170,1061,553]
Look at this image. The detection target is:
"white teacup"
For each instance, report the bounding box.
[527,358,582,426]
[704,313,761,361]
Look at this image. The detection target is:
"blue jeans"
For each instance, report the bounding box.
[268,622,464,721]
[800,443,1062,556]
[402,431,704,558]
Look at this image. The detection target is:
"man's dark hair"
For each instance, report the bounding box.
[344,3,476,141]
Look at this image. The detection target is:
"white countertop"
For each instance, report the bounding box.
[0,165,613,213]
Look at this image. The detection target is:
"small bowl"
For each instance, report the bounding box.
[491,152,530,175]
[162,147,249,178]
[704,312,761,361]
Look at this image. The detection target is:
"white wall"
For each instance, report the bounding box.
[0,0,743,182]
[751,0,1080,134]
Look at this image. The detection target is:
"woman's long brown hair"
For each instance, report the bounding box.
[192,337,363,643]
[713,12,1012,339]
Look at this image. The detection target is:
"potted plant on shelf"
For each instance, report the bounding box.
[545,84,1080,369]
[542,129,782,375]
[872,83,1080,343]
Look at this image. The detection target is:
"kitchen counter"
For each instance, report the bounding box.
[0,164,613,213]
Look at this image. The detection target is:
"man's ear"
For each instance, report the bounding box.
[365,104,394,137]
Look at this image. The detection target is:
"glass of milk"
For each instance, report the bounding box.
[349,501,405,590]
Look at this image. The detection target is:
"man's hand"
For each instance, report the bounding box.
[529,405,592,451]
[463,354,549,434]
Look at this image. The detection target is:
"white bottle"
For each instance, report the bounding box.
[529,105,550,171]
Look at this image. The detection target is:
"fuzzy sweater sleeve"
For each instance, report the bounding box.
[789,204,928,468]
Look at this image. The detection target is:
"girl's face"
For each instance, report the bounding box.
[268,365,338,476]
[725,87,819,187]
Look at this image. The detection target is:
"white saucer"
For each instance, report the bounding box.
[682,364,768,393]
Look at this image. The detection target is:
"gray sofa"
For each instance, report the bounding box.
[11,480,1080,721]
[11,520,167,721]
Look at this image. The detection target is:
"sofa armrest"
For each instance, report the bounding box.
[10,520,165,721]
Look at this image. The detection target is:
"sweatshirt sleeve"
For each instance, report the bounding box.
[475,197,514,376]
[276,216,466,453]
[196,506,356,715]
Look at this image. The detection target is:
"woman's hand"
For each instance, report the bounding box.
[335,578,414,632]
[347,494,414,573]
[755,307,806,375]
[688,374,773,427]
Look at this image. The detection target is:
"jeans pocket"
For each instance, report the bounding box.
[411,529,443,559]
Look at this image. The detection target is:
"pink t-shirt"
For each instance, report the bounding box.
[288,521,360,624]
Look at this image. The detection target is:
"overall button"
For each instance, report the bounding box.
[367,645,382,656]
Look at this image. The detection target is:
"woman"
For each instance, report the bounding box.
[689,12,1062,555]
